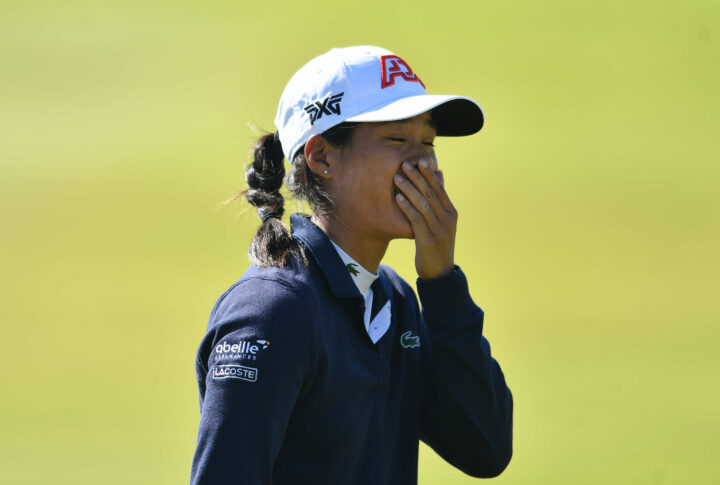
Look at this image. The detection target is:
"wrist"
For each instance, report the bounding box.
[416,266,482,327]
[418,261,455,280]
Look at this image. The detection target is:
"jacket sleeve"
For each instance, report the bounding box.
[190,278,314,485]
[417,266,513,478]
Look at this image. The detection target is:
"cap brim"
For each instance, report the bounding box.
[345,94,484,136]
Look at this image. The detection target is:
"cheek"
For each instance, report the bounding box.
[332,146,411,230]
[347,157,397,197]
[352,174,393,215]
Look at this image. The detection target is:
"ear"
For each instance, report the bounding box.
[304,135,336,179]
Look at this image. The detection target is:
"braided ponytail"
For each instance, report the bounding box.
[227,124,356,268]
[244,132,303,267]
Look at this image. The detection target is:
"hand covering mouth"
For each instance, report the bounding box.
[393,156,443,195]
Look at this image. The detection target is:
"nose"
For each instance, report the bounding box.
[404,151,438,171]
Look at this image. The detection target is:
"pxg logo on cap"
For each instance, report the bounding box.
[304,92,344,125]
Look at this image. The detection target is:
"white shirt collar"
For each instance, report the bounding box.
[330,241,390,344]
[330,241,377,298]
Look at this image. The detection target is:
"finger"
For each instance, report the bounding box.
[415,160,457,220]
[394,192,434,240]
[407,160,448,212]
[394,172,444,236]
[402,161,454,226]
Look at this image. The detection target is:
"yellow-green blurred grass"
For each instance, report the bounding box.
[1,0,719,483]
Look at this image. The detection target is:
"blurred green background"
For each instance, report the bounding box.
[1,0,718,483]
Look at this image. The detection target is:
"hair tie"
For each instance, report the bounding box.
[260,207,283,223]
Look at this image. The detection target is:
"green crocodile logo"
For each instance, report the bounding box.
[400,331,420,349]
[346,263,360,276]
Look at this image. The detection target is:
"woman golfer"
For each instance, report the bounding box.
[190,45,513,484]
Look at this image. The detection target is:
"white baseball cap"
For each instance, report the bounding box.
[274,45,485,162]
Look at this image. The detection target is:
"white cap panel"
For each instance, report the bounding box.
[274,45,483,162]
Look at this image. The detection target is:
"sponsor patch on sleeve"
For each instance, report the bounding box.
[213,338,270,362]
[209,337,270,383]
[212,364,258,382]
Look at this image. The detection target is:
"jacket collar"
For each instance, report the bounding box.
[291,213,363,300]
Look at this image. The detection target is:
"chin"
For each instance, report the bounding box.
[387,217,415,240]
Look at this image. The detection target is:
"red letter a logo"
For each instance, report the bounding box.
[380,55,425,89]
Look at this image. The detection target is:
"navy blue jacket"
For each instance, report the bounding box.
[191,214,513,484]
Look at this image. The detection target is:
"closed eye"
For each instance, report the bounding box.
[385,137,434,148]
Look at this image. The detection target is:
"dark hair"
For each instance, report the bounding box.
[239,123,357,267]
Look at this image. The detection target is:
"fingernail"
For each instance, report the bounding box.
[396,193,405,201]
[420,160,428,169]
[394,174,404,182]
[403,161,412,170]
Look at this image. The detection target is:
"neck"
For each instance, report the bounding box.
[311,212,388,274]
